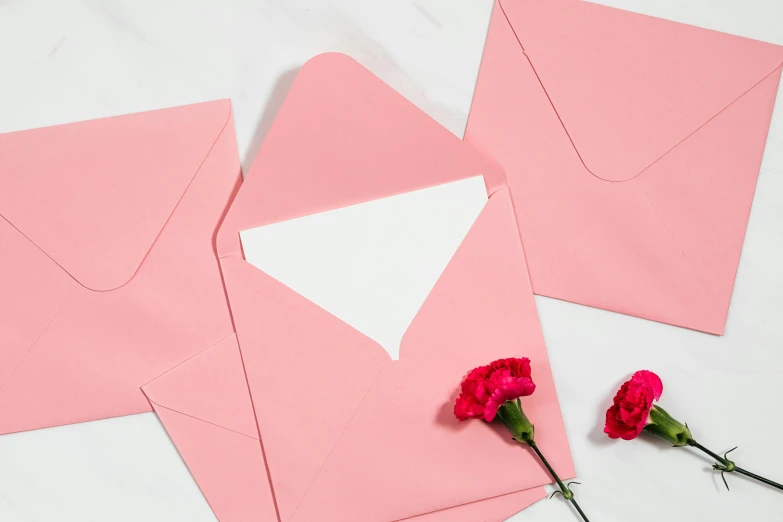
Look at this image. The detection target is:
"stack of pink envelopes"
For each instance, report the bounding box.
[1,1,781,521]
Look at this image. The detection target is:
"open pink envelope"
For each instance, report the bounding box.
[466,0,783,334]
[0,101,240,434]
[142,335,543,522]
[215,53,572,522]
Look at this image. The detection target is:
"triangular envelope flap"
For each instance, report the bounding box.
[403,188,573,481]
[401,189,555,372]
[216,53,505,258]
[500,0,783,181]
[239,176,487,359]
[636,66,783,322]
[0,100,232,291]
[151,406,278,522]
[142,334,258,439]
[220,255,389,522]
[288,190,572,522]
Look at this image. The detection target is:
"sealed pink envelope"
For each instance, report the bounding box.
[216,53,572,522]
[0,102,240,436]
[466,0,783,334]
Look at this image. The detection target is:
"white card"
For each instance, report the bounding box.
[240,176,488,359]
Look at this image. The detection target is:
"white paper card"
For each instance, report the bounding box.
[240,176,487,359]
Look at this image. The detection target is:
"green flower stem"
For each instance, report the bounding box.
[734,467,783,491]
[687,440,783,492]
[528,441,590,522]
[497,401,589,521]
[644,405,783,492]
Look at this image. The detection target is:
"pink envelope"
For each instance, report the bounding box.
[142,334,278,522]
[216,53,572,522]
[142,334,542,522]
[0,102,240,440]
[0,101,285,520]
[465,0,783,334]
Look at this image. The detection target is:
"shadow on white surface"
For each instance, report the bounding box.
[242,68,299,174]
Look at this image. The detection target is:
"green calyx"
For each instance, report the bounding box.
[496,399,535,445]
[644,405,693,447]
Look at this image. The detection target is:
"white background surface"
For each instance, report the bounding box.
[1,1,782,521]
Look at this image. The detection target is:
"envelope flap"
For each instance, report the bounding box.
[0,100,232,291]
[404,188,572,479]
[499,0,783,181]
[287,189,572,522]
[401,189,550,368]
[221,255,389,522]
[150,404,277,522]
[142,334,258,439]
[216,53,504,258]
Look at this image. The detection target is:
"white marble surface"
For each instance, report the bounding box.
[1,1,782,521]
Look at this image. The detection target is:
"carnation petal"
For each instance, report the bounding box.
[605,371,661,441]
